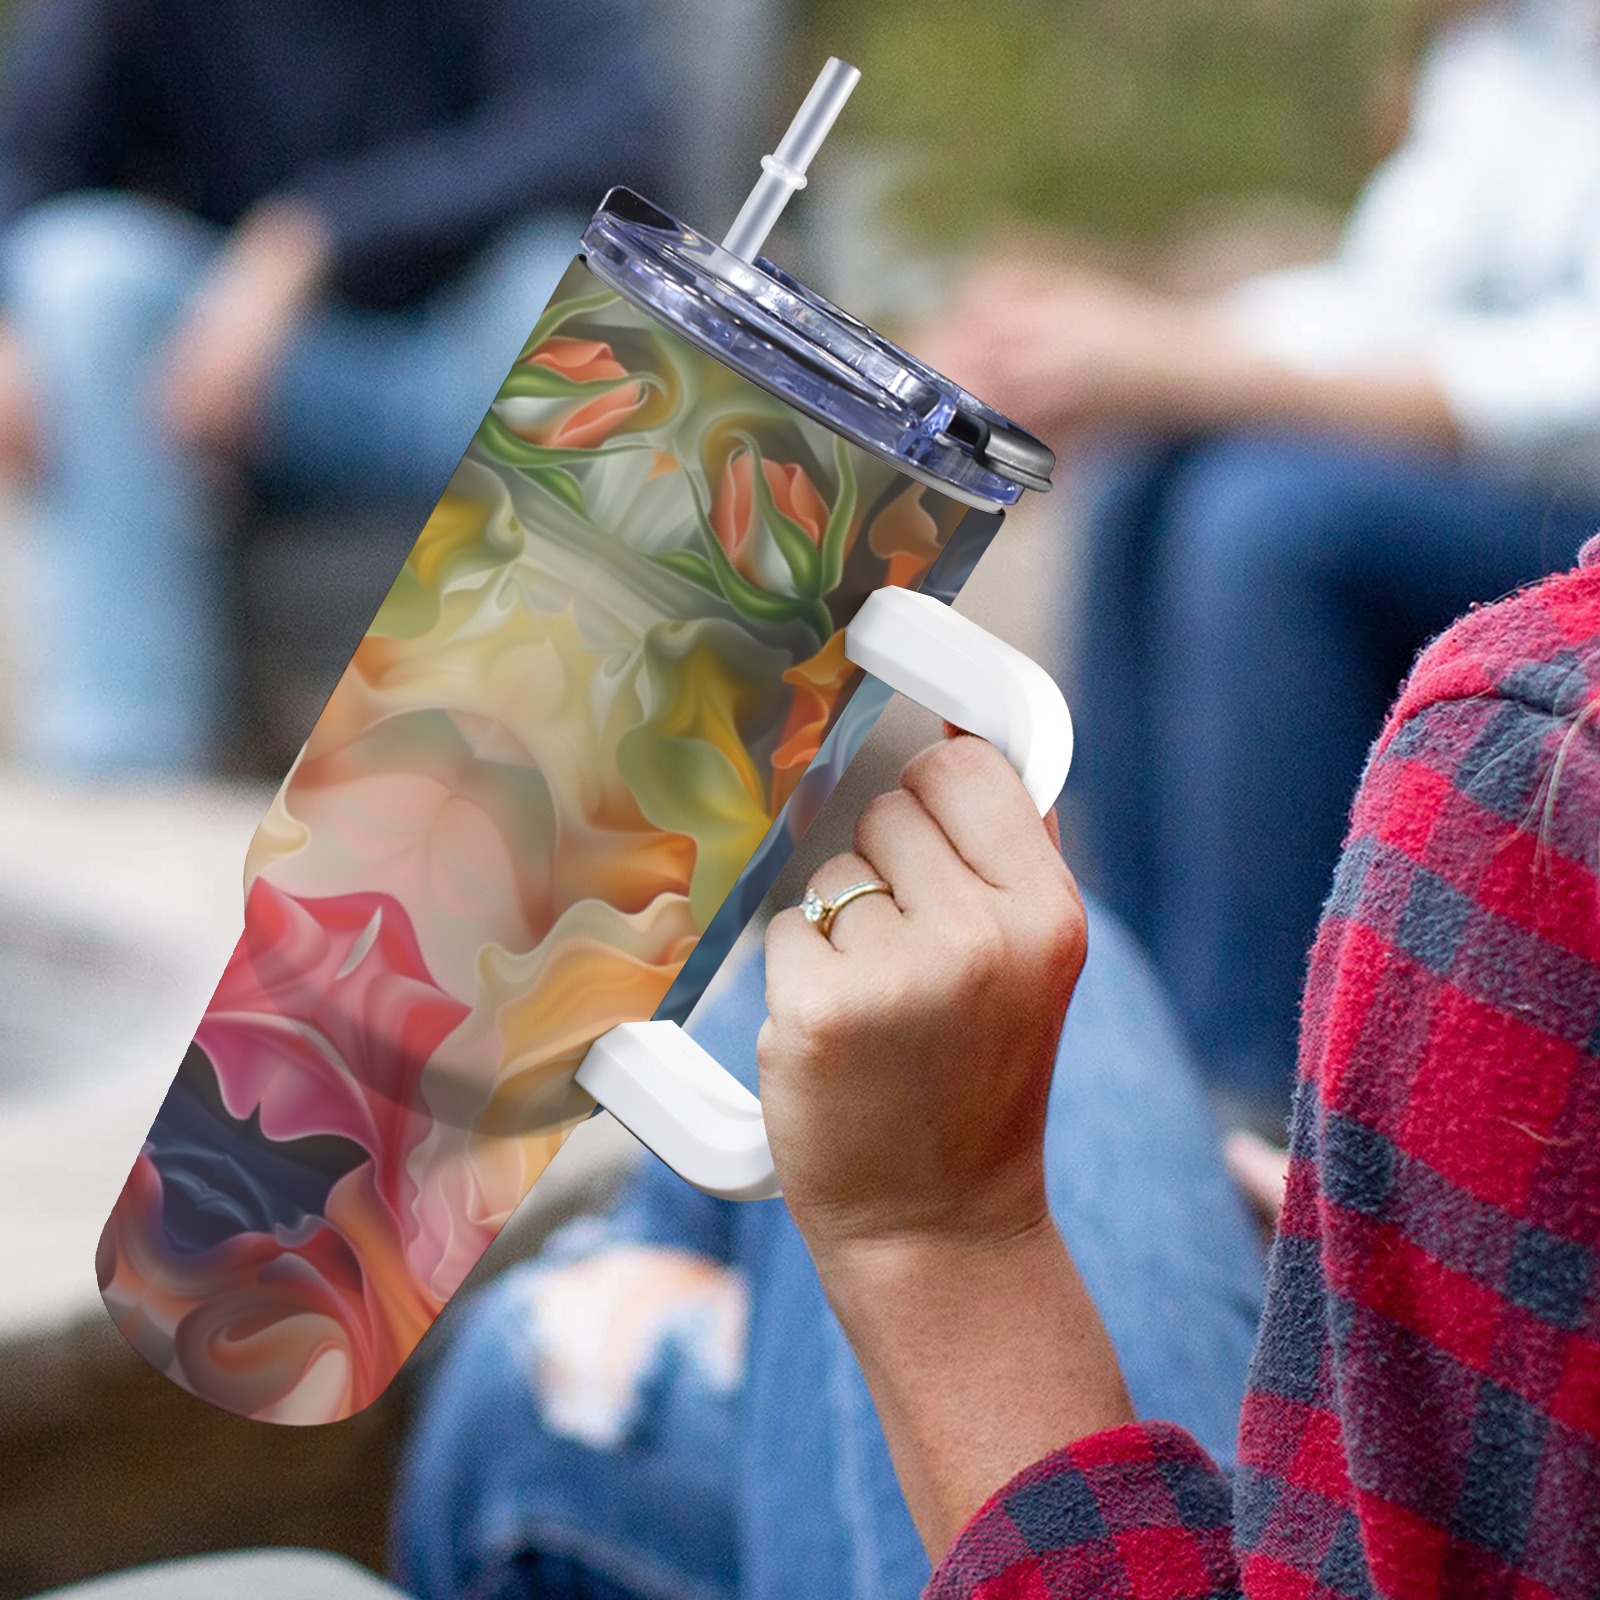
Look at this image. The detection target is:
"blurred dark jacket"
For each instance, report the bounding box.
[0,0,670,305]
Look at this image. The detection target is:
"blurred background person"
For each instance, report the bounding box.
[0,0,669,777]
[930,0,1600,1119]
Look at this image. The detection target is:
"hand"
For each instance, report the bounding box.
[758,732,1086,1268]
[917,260,1226,444]
[759,733,1132,1559]
[1225,1129,1291,1227]
[0,323,42,483]
[156,200,332,459]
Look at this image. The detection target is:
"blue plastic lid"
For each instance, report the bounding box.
[581,188,1055,510]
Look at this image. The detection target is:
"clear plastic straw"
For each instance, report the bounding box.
[721,56,861,262]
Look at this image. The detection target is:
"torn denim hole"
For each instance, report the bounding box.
[512,1245,748,1449]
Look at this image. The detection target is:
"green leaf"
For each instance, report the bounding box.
[496,365,662,403]
[799,598,835,641]
[703,549,816,628]
[734,433,822,599]
[474,411,648,469]
[525,466,587,517]
[819,433,858,595]
[651,549,724,596]
[519,286,621,358]
[683,475,832,639]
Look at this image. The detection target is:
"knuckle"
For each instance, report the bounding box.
[754,1015,781,1072]
[1021,884,1088,980]
[937,900,1006,970]
[900,741,945,791]
[1044,905,1089,976]
[855,789,891,836]
[1050,867,1090,940]
[971,909,1011,967]
[904,732,1004,802]
[818,847,863,889]
[870,960,925,1018]
[785,991,847,1052]
[940,731,998,780]
[857,788,912,843]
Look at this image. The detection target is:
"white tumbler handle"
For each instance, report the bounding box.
[574,588,1073,1201]
[843,587,1072,813]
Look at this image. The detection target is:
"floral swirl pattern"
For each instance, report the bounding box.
[99,260,984,1423]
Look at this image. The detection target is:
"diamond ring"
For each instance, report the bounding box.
[799,878,894,940]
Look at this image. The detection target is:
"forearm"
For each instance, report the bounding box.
[1174,310,1461,448]
[153,200,333,455]
[188,200,333,331]
[815,1216,1134,1562]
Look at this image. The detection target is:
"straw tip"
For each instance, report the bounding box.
[719,52,863,262]
[823,61,861,99]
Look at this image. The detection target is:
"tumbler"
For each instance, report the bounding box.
[98,60,1069,1423]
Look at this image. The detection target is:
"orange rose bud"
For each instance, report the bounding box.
[710,447,830,585]
[522,336,646,449]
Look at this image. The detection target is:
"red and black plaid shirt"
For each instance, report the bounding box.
[927,551,1600,1598]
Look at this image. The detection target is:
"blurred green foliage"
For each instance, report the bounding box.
[798,0,1428,244]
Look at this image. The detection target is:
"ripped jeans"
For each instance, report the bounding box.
[391,898,1266,1600]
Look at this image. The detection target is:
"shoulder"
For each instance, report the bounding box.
[1415,11,1550,102]
[1317,560,1600,1072]
[1383,558,1600,752]
[1289,557,1600,1591]
[1362,561,1600,896]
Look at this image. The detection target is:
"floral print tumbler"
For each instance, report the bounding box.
[98,70,1058,1424]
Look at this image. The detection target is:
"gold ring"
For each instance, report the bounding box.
[799,878,894,939]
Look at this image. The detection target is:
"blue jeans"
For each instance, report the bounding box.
[391,897,1265,1600]
[1070,432,1600,1115]
[1,191,579,774]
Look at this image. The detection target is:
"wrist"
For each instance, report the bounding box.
[789,1166,1053,1306]
[810,1212,1134,1559]
[811,1209,1059,1324]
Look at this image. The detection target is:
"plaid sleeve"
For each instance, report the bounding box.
[923,1423,1240,1600]
[928,567,1600,1600]
[1258,672,1600,1599]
